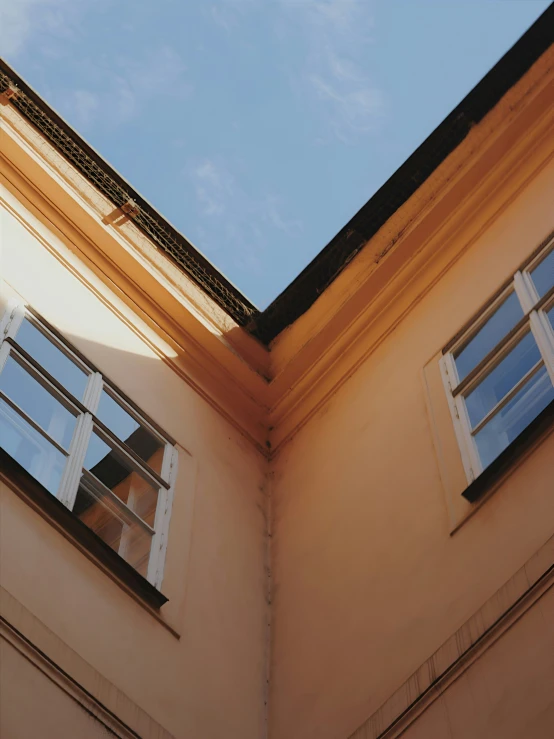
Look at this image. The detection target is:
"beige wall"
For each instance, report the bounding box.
[268,152,554,739]
[0,201,268,739]
[401,587,554,739]
[1,637,120,739]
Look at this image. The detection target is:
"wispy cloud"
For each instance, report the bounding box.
[58,45,191,132]
[290,0,384,142]
[0,0,75,57]
[207,0,384,143]
[70,89,100,128]
[0,0,190,133]
[189,158,302,278]
[193,160,231,217]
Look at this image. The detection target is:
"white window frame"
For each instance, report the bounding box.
[440,237,554,484]
[0,301,177,591]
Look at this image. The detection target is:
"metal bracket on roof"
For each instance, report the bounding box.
[121,199,140,217]
[0,85,19,105]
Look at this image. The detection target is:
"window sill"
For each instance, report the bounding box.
[462,399,554,503]
[0,449,168,610]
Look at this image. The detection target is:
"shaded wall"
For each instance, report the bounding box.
[268,153,554,738]
[0,201,268,739]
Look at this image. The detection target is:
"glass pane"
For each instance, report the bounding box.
[0,355,77,449]
[454,292,523,382]
[0,398,66,494]
[474,365,554,469]
[84,430,158,526]
[15,319,88,400]
[465,332,541,428]
[530,249,554,299]
[96,390,164,474]
[73,481,152,576]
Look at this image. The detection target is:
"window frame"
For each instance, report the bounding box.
[0,300,177,592]
[440,237,554,485]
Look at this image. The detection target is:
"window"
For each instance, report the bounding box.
[0,304,176,590]
[440,238,554,483]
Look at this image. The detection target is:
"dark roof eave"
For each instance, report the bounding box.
[249,3,554,344]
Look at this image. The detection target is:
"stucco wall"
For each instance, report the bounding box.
[401,587,554,739]
[0,200,268,739]
[268,154,554,738]
[1,636,122,739]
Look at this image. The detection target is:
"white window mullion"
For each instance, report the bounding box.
[0,341,11,373]
[147,445,178,588]
[58,412,93,509]
[514,270,538,312]
[440,355,480,482]
[529,311,554,385]
[57,371,102,508]
[0,301,25,344]
[83,371,103,414]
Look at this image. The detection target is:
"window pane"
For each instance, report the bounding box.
[96,390,164,474]
[0,398,66,494]
[0,355,77,448]
[530,249,554,299]
[454,292,523,382]
[474,365,554,469]
[84,430,158,526]
[465,332,541,428]
[15,319,88,400]
[73,481,153,576]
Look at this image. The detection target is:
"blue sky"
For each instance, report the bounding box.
[2,0,550,308]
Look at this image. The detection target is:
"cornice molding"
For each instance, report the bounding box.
[1,50,552,458]
[266,57,554,455]
[0,104,270,453]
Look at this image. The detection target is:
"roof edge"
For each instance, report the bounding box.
[1,3,552,345]
[0,59,259,328]
[250,3,554,345]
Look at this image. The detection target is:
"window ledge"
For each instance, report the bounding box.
[462,399,554,503]
[0,449,168,610]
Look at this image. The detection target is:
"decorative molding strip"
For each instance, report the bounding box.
[0,587,176,739]
[1,621,139,738]
[267,71,554,456]
[347,534,554,739]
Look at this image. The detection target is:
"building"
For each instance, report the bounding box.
[0,8,553,739]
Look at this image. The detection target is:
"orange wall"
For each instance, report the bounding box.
[268,153,554,739]
[0,201,269,739]
[395,587,554,739]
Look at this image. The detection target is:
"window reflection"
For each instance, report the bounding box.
[465,332,541,428]
[73,482,153,576]
[96,390,163,474]
[0,355,77,449]
[530,249,554,299]
[15,319,88,400]
[475,366,554,469]
[0,398,66,494]
[454,292,523,382]
[84,430,159,526]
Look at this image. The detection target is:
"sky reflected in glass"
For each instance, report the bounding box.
[16,319,88,400]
